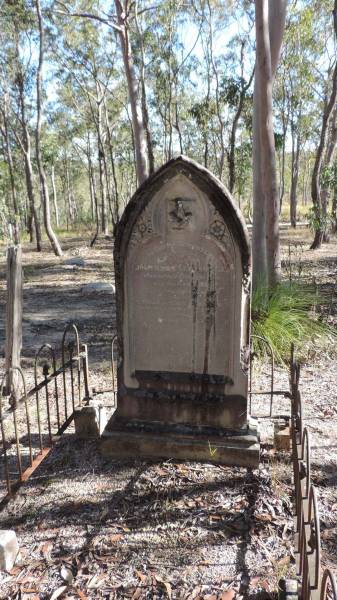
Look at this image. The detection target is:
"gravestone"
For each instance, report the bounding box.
[101,156,259,466]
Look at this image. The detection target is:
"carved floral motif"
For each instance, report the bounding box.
[208,209,234,267]
[208,209,233,251]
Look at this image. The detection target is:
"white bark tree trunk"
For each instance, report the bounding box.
[310,0,337,248]
[51,165,60,228]
[252,0,287,288]
[5,245,22,394]
[35,0,63,257]
[115,0,148,186]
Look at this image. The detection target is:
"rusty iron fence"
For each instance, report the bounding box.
[0,323,90,507]
[110,334,117,406]
[290,346,337,600]
[249,334,292,418]
[90,334,117,409]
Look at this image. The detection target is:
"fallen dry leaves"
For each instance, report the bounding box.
[2,231,337,597]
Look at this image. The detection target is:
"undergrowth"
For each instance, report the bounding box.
[251,281,335,363]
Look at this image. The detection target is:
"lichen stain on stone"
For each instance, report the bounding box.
[203,263,217,386]
[191,266,199,374]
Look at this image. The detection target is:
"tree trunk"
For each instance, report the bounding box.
[228,44,254,194]
[51,165,60,228]
[207,0,225,180]
[95,99,109,236]
[254,0,284,287]
[252,0,286,288]
[115,0,148,185]
[202,36,212,170]
[134,4,155,174]
[89,175,95,221]
[252,68,267,288]
[87,134,95,222]
[90,169,100,247]
[290,116,301,228]
[103,98,120,224]
[323,112,337,240]
[64,155,75,224]
[279,84,289,212]
[310,0,337,249]
[16,60,42,252]
[24,149,42,251]
[5,245,22,394]
[331,173,337,233]
[35,0,62,256]
[0,102,20,244]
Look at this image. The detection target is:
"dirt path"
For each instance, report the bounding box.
[0,238,115,367]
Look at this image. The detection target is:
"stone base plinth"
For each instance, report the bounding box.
[74,401,109,439]
[101,422,260,468]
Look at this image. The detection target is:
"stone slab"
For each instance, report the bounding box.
[64,257,85,267]
[101,426,260,468]
[74,403,109,439]
[107,391,248,431]
[278,579,298,600]
[81,282,115,295]
[274,418,291,451]
[0,530,19,572]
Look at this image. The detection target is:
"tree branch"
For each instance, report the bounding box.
[54,1,122,33]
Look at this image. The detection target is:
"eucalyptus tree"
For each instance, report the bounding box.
[114,0,148,183]
[0,92,20,244]
[252,0,287,288]
[51,0,125,235]
[35,0,63,256]
[0,0,44,249]
[187,0,254,191]
[310,0,337,248]
[140,0,200,164]
[275,1,321,227]
[321,109,337,236]
[54,0,151,186]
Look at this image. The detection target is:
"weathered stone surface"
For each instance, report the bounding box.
[0,530,19,572]
[101,422,260,467]
[278,578,298,600]
[64,257,85,267]
[74,402,109,438]
[274,419,291,451]
[81,282,115,295]
[103,156,259,466]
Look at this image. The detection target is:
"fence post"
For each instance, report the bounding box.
[5,245,22,395]
[81,343,90,401]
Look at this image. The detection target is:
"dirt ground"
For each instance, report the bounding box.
[0,229,336,599]
[0,238,116,368]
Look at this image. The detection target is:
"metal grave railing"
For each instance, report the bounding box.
[290,347,337,600]
[0,323,90,506]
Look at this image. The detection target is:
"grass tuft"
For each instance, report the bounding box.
[251,281,335,363]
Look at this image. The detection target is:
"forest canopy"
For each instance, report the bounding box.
[0,0,336,275]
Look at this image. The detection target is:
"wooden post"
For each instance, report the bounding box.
[5,245,22,395]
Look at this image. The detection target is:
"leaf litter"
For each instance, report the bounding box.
[0,434,295,599]
[1,231,337,597]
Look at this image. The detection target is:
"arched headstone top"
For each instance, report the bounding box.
[115,155,250,280]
